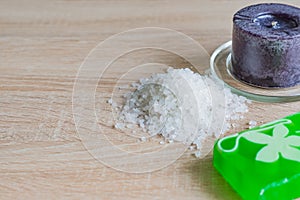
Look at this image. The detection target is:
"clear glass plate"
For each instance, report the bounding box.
[210,41,300,103]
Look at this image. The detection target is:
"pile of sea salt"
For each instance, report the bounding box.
[112,67,250,157]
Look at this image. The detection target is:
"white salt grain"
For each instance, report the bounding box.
[126,124,134,129]
[107,98,113,105]
[189,146,195,151]
[114,67,250,157]
[248,120,257,129]
[114,123,125,129]
[194,151,202,158]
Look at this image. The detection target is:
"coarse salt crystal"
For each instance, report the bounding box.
[140,137,147,142]
[114,67,251,157]
[189,146,195,151]
[248,120,257,129]
[107,98,113,105]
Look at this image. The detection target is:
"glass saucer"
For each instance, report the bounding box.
[210,41,300,103]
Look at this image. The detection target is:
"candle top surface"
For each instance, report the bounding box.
[233,3,300,39]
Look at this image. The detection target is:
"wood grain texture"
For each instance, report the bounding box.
[1,0,300,199]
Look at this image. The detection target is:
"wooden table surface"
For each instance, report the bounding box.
[1,0,300,199]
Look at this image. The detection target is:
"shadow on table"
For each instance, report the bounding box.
[186,156,242,200]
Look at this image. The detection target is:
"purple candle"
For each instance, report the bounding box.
[231,3,300,88]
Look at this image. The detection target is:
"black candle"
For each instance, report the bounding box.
[231,3,300,88]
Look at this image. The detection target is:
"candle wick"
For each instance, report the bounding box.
[271,21,278,27]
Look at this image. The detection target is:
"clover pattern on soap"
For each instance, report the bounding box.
[243,124,300,163]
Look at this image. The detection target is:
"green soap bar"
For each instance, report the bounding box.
[213,112,300,200]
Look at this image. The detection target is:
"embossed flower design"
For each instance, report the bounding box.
[243,124,300,163]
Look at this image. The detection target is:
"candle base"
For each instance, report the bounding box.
[210,41,300,103]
